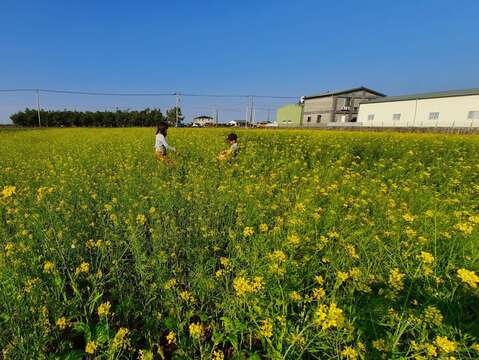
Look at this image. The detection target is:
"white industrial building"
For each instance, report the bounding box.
[358,88,479,128]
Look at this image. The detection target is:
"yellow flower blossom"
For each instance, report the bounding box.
[75,262,90,275]
[56,317,69,330]
[372,339,388,352]
[243,227,254,237]
[85,341,97,354]
[112,327,129,349]
[423,305,443,326]
[388,268,405,292]
[312,287,326,300]
[290,291,302,301]
[337,271,350,283]
[97,301,111,317]
[189,322,204,339]
[166,331,176,344]
[341,346,358,359]
[138,349,154,360]
[259,223,269,233]
[233,276,263,296]
[212,349,224,360]
[434,336,456,353]
[457,268,479,288]
[164,278,177,290]
[259,319,273,338]
[417,251,435,264]
[314,303,344,330]
[136,214,146,225]
[1,185,16,199]
[43,261,55,273]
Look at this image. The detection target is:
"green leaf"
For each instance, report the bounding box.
[61,350,84,360]
[73,322,92,342]
[95,322,110,344]
[164,316,177,329]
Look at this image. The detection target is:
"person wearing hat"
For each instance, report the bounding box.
[218,133,239,161]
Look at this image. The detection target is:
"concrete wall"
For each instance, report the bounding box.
[358,95,479,127]
[302,90,384,127]
[277,103,303,127]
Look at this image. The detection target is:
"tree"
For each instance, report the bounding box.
[165,106,184,126]
[9,108,165,127]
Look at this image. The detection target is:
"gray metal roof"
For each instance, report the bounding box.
[367,88,479,103]
[304,86,386,99]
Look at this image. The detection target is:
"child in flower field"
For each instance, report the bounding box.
[217,133,239,162]
[155,122,176,164]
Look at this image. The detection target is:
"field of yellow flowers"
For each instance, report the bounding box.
[1,128,478,359]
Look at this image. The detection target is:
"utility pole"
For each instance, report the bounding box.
[245,106,249,128]
[248,96,255,127]
[175,92,180,127]
[36,89,42,127]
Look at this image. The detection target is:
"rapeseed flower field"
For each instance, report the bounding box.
[0,128,478,359]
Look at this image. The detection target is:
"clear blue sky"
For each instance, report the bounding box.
[1,0,479,124]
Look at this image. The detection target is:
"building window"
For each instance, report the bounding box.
[368,114,375,121]
[468,111,479,119]
[428,112,440,120]
[345,97,352,107]
[316,115,321,123]
[392,113,401,121]
[307,116,311,122]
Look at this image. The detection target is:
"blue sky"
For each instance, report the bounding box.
[1,0,479,123]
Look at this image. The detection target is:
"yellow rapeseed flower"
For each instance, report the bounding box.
[312,287,326,300]
[314,303,344,330]
[337,271,350,283]
[97,301,111,317]
[243,227,254,237]
[388,268,405,292]
[56,317,68,330]
[233,276,263,296]
[219,256,230,267]
[189,322,204,339]
[138,349,154,360]
[417,251,435,264]
[423,305,443,326]
[136,214,146,225]
[85,341,97,354]
[372,339,388,352]
[1,185,16,199]
[75,262,90,275]
[434,336,456,353]
[259,223,269,233]
[212,349,224,360]
[43,261,55,273]
[287,234,300,246]
[111,327,129,349]
[340,346,358,359]
[164,278,177,290]
[259,319,273,338]
[457,268,479,288]
[166,331,176,344]
[290,291,302,301]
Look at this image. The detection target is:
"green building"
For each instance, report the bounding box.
[276,103,303,127]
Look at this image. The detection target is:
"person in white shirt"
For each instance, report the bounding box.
[155,122,176,163]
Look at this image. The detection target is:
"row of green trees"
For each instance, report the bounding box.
[10,107,184,127]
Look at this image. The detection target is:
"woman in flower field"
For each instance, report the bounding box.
[154,121,176,164]
[217,133,239,162]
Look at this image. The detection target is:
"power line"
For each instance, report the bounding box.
[0,88,299,99]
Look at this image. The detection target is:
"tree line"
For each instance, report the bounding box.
[10,107,184,127]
